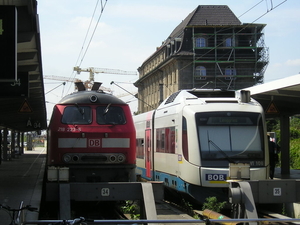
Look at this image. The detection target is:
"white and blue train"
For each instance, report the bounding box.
[134,89,269,203]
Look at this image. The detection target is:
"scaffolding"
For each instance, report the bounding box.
[192,25,269,90]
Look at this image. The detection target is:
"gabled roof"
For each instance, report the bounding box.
[168,5,241,40]
[188,5,241,26]
[138,5,243,73]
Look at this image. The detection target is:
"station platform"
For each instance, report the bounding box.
[0,147,299,224]
[0,147,46,224]
[274,167,300,179]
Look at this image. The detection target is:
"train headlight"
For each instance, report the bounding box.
[110,155,117,162]
[118,154,125,162]
[63,154,71,163]
[72,155,80,162]
[90,95,98,102]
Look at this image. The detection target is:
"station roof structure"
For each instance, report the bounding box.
[0,0,47,132]
[245,74,300,117]
[245,74,300,175]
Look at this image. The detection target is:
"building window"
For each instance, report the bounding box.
[225,37,234,47]
[195,37,206,48]
[225,66,236,80]
[195,66,206,80]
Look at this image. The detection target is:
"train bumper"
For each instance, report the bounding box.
[47,166,69,181]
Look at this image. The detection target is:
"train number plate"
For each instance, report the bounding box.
[273,187,281,196]
[101,188,110,196]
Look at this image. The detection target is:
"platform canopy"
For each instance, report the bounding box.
[245,74,300,175]
[0,0,46,132]
[245,74,300,117]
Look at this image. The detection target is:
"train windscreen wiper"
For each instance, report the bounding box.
[75,103,85,116]
[208,138,235,163]
[103,103,111,115]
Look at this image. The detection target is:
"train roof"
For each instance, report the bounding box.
[160,89,254,107]
[58,90,126,105]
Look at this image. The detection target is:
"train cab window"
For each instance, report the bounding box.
[96,106,126,125]
[61,106,92,124]
[196,112,264,162]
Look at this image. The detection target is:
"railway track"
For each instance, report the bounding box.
[163,190,300,225]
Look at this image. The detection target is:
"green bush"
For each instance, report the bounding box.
[202,196,226,213]
[290,128,300,140]
[267,117,300,169]
[290,139,300,169]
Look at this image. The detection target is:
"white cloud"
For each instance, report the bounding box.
[285,59,300,66]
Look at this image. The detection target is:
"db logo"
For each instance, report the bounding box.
[89,139,101,147]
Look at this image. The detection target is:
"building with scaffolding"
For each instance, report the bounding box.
[134,5,269,113]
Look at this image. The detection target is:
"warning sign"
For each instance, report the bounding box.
[266,101,279,114]
[19,100,32,113]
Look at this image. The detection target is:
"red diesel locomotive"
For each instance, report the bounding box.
[47,82,136,182]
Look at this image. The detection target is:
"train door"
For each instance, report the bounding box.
[145,129,152,178]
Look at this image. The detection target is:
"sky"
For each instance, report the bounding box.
[38,0,300,121]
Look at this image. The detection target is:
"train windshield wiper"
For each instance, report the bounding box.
[208,139,235,163]
[103,103,111,115]
[75,103,85,115]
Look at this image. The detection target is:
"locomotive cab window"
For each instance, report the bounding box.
[196,112,264,162]
[96,106,126,125]
[61,106,92,124]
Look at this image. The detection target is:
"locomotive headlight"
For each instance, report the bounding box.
[63,154,71,163]
[110,155,117,162]
[118,154,125,162]
[90,95,98,102]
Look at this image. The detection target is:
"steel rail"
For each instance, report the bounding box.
[23,217,300,224]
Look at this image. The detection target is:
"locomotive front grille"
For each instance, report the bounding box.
[62,153,126,164]
[81,155,107,162]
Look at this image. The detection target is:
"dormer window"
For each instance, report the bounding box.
[195,37,206,47]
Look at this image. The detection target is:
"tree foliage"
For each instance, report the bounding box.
[267,117,300,169]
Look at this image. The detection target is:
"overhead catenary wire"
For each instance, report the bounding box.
[45,82,66,95]
[66,0,109,94]
[73,0,101,68]
[238,0,264,18]
[77,0,108,67]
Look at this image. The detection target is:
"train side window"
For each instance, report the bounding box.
[156,128,165,153]
[182,116,189,160]
[156,127,175,154]
[165,127,175,153]
[136,138,144,159]
[61,106,92,124]
[96,106,126,125]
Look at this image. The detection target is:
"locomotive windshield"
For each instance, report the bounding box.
[196,112,264,161]
[96,106,126,125]
[61,106,92,124]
